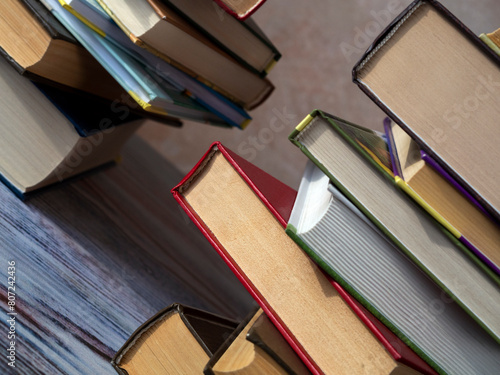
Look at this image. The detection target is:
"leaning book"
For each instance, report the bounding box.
[352,0,500,221]
[286,159,500,375]
[172,141,438,375]
[0,56,141,198]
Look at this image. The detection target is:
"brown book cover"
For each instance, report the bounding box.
[96,0,274,109]
[1,0,181,127]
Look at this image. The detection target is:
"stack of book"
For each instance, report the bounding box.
[118,1,499,374]
[0,0,279,197]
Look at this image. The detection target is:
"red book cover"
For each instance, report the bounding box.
[213,0,267,21]
[172,142,436,375]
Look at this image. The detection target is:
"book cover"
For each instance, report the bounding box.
[173,142,439,375]
[289,110,500,344]
[352,0,500,223]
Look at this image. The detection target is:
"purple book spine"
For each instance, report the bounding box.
[383,118,401,177]
[420,151,494,219]
[460,236,500,277]
[383,118,500,276]
[421,151,500,276]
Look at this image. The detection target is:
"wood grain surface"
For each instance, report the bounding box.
[0,136,254,375]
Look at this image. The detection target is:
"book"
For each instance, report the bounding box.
[287,160,500,375]
[162,0,280,76]
[172,142,434,375]
[42,0,230,127]
[4,0,181,127]
[213,0,267,21]
[0,0,123,101]
[57,0,251,128]
[352,0,500,222]
[480,28,500,55]
[0,55,141,198]
[245,310,311,375]
[95,0,274,109]
[289,110,500,343]
[205,308,310,375]
[385,118,500,276]
[111,303,239,375]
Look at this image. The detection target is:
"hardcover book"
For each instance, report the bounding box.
[57,0,251,128]
[245,310,311,375]
[172,142,437,375]
[0,55,141,198]
[112,303,239,375]
[286,160,500,375]
[289,110,500,345]
[0,0,122,100]
[5,0,181,127]
[385,118,500,276]
[43,0,229,127]
[352,0,500,222]
[162,0,280,76]
[94,0,274,109]
[205,308,310,375]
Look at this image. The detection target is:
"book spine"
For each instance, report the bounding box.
[383,118,402,177]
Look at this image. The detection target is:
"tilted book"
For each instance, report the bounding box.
[480,28,500,56]
[172,142,438,375]
[0,55,141,198]
[204,308,311,375]
[111,303,238,374]
[286,160,500,375]
[384,118,500,276]
[95,0,274,109]
[352,0,500,222]
[0,0,121,100]
[57,0,251,128]
[289,110,500,347]
[160,0,280,77]
[42,0,229,127]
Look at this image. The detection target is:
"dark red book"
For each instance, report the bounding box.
[172,142,436,375]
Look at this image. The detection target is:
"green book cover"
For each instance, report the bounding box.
[288,109,500,341]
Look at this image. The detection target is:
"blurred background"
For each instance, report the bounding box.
[137,0,500,189]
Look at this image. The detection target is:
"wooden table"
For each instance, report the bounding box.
[0,136,254,374]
